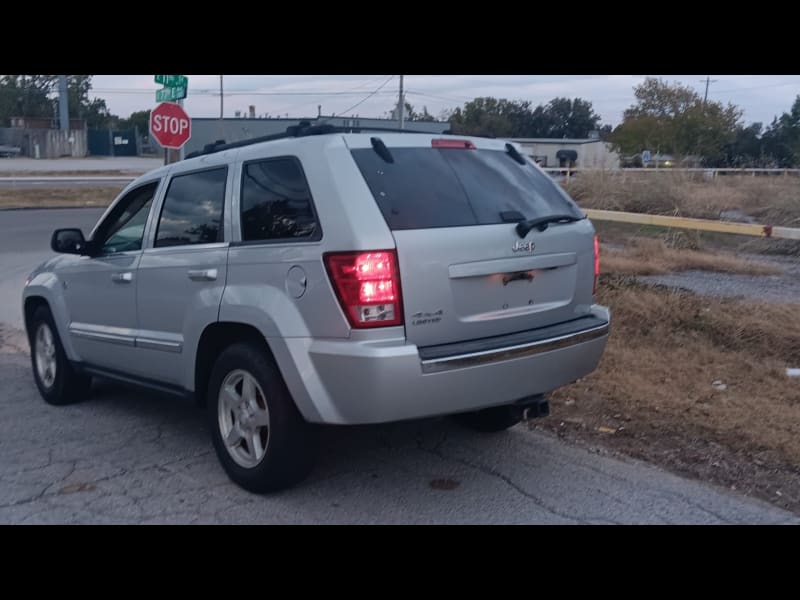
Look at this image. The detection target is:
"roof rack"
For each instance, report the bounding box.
[184,121,453,159]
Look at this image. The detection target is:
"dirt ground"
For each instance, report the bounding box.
[533,233,800,514]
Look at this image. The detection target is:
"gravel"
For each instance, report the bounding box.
[638,255,800,303]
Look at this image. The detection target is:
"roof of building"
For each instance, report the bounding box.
[508,138,605,145]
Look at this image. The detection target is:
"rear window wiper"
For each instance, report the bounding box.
[515,214,586,238]
[370,137,394,163]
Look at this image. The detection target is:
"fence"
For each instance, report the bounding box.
[0,127,87,158]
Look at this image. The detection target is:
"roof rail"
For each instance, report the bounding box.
[184,121,452,159]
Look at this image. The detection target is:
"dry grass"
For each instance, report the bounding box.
[537,276,800,513]
[0,186,123,209]
[564,171,800,228]
[601,237,781,276]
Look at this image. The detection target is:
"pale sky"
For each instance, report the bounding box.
[90,75,800,128]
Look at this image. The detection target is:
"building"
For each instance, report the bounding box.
[507,137,621,169]
[169,116,450,156]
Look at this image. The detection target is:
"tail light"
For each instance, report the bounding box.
[593,234,600,295]
[324,250,404,329]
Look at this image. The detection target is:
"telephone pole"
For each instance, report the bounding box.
[219,75,224,119]
[398,75,405,129]
[701,76,718,106]
[58,75,69,131]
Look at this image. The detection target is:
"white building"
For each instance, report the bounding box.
[508,137,620,169]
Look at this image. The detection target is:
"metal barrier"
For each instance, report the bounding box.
[543,167,800,177]
[585,209,800,240]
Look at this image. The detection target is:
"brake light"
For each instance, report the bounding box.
[324,250,404,328]
[432,139,476,149]
[593,234,600,295]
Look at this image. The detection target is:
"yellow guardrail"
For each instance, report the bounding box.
[584,209,800,241]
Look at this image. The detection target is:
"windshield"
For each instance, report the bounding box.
[350,146,583,230]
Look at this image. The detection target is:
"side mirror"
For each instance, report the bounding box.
[51,228,88,255]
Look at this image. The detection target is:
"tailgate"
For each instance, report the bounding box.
[348,134,596,347]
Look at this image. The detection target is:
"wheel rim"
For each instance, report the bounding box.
[218,369,270,469]
[34,322,57,389]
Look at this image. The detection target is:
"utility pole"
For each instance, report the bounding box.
[398,75,405,130]
[219,75,224,119]
[701,76,718,106]
[58,75,69,131]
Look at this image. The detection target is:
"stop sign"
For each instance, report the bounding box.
[150,102,191,149]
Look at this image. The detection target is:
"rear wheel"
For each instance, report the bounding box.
[207,342,317,493]
[452,405,523,433]
[29,305,91,405]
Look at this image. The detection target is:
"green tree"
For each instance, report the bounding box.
[448,96,603,138]
[610,77,742,164]
[448,97,533,137]
[118,109,151,133]
[0,75,56,124]
[0,75,116,128]
[761,96,800,167]
[532,97,602,138]
[720,123,765,167]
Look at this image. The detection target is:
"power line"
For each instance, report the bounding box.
[336,75,395,117]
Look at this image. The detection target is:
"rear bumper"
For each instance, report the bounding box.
[279,305,610,425]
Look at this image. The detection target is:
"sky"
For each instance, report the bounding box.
[90,75,800,128]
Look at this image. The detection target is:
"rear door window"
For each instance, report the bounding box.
[240,157,321,242]
[351,146,582,230]
[155,167,227,248]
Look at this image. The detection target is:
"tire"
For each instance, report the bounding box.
[452,405,523,433]
[29,305,91,405]
[207,341,317,493]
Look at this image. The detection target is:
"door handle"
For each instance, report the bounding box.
[111,272,133,283]
[187,268,218,282]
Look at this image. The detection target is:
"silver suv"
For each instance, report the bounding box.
[22,126,610,492]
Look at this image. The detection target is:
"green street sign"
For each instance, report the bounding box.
[154,75,188,88]
[156,85,187,102]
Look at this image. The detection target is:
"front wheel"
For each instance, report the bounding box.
[29,305,91,405]
[207,342,318,493]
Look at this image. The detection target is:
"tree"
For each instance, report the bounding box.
[0,75,56,124]
[448,97,534,137]
[761,96,800,167]
[448,96,604,138]
[531,97,602,138]
[610,77,742,164]
[0,75,117,128]
[118,110,151,134]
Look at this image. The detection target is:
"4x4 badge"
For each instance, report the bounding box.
[512,240,535,253]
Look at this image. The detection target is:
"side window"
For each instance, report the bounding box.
[155,167,227,248]
[96,182,158,255]
[240,158,320,242]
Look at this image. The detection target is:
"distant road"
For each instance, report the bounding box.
[0,177,133,190]
[0,157,161,173]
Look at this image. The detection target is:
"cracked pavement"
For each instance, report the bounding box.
[2,208,798,524]
[1,350,797,524]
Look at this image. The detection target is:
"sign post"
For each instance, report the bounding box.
[150,102,192,164]
[154,76,189,164]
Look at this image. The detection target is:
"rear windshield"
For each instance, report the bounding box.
[350,146,583,230]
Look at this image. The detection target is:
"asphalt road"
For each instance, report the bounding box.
[0,208,103,328]
[0,208,797,524]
